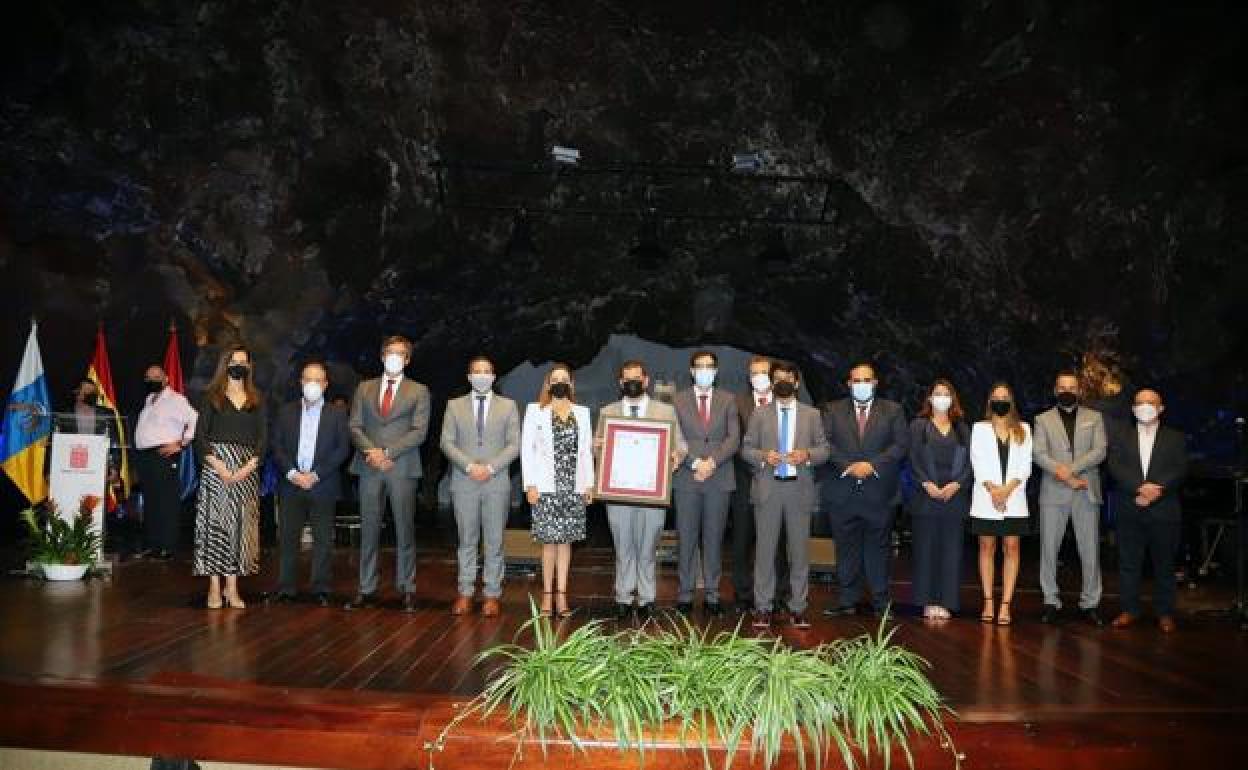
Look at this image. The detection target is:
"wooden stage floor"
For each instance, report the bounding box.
[1,538,1246,769]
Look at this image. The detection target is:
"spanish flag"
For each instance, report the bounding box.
[87,324,131,511]
[0,321,52,504]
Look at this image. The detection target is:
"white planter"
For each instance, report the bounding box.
[40,563,89,581]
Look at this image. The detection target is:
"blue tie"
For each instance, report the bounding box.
[630,405,639,417]
[777,406,793,478]
[475,395,486,446]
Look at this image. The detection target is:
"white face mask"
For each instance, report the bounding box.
[383,353,406,376]
[750,373,771,394]
[930,395,953,413]
[1133,404,1160,424]
[302,382,324,403]
[468,373,495,393]
[692,368,716,388]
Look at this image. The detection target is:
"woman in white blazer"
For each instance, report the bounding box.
[520,363,594,618]
[969,382,1033,626]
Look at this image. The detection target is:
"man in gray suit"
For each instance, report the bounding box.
[741,361,830,630]
[1033,369,1107,626]
[345,335,431,612]
[596,359,687,621]
[440,355,520,617]
[671,350,740,616]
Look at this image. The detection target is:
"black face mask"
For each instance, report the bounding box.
[144,379,164,394]
[1056,392,1078,409]
[80,392,98,406]
[226,364,250,381]
[619,379,645,399]
[549,382,572,400]
[772,381,797,399]
[990,400,1012,417]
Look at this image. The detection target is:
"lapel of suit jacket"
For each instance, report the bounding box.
[1044,410,1071,453]
[314,400,333,458]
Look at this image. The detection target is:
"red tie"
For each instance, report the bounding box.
[857,405,868,438]
[381,380,396,418]
[698,394,710,428]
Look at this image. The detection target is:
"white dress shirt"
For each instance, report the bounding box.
[623,394,650,417]
[1137,422,1159,478]
[288,397,324,480]
[134,388,198,450]
[378,374,403,408]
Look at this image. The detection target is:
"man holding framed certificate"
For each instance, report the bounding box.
[741,361,830,630]
[595,359,687,622]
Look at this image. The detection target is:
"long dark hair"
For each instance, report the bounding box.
[205,345,261,411]
[917,378,966,421]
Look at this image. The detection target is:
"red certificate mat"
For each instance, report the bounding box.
[595,416,673,506]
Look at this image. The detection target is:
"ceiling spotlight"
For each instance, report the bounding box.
[732,151,764,173]
[551,145,581,166]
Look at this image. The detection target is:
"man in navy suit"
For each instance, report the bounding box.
[821,362,909,616]
[270,360,351,606]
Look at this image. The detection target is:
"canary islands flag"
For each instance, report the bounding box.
[0,321,52,504]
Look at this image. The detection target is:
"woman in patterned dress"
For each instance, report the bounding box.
[193,345,267,609]
[520,363,594,618]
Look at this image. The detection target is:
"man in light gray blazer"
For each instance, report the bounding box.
[740,361,830,630]
[596,359,687,621]
[671,350,740,616]
[440,355,521,617]
[346,335,431,612]
[1033,369,1108,626]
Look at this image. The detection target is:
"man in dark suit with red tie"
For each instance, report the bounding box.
[821,362,909,616]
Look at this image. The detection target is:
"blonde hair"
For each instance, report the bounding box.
[984,381,1026,444]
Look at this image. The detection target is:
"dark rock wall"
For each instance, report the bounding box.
[2,0,1246,462]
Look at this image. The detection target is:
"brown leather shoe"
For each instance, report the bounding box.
[481,598,501,617]
[1110,612,1137,629]
[451,596,473,615]
[1158,615,1177,633]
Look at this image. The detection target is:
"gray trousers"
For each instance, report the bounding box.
[1039,496,1102,609]
[754,483,812,613]
[277,489,335,595]
[607,504,665,605]
[358,471,418,595]
[451,482,510,598]
[674,487,731,603]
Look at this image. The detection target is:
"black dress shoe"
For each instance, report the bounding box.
[822,605,857,618]
[615,603,633,621]
[1040,605,1060,624]
[315,592,331,607]
[751,610,771,629]
[732,601,750,615]
[402,593,417,613]
[637,603,655,620]
[153,549,175,561]
[705,602,724,617]
[676,602,693,615]
[267,591,298,605]
[344,593,378,611]
[1081,608,1105,627]
[789,612,811,629]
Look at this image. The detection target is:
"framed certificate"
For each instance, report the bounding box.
[595,415,674,506]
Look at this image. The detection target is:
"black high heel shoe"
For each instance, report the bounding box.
[555,590,574,618]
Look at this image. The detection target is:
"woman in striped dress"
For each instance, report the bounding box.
[193,345,267,609]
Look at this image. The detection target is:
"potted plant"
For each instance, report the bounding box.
[20,494,103,581]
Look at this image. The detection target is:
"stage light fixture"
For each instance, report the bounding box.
[732,151,764,173]
[551,145,581,165]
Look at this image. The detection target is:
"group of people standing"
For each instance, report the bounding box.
[129,335,1189,633]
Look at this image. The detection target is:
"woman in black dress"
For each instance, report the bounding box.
[909,379,972,619]
[969,382,1033,626]
[193,345,267,609]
